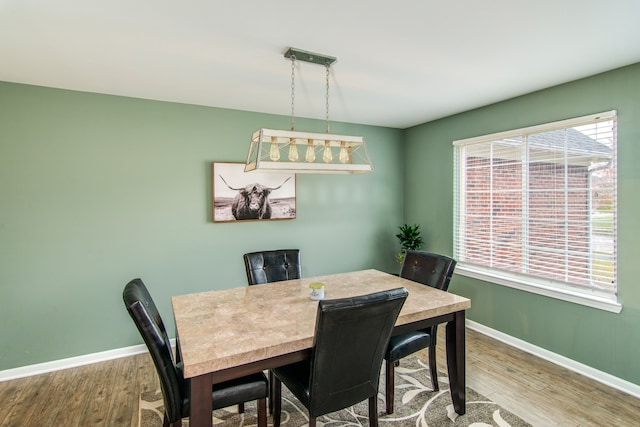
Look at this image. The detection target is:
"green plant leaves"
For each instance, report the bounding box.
[396,224,424,251]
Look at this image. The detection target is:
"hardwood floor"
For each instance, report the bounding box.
[445,329,640,426]
[1,328,638,426]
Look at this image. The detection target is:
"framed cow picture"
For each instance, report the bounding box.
[212,162,296,222]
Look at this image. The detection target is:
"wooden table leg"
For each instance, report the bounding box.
[446,310,466,415]
[190,373,213,427]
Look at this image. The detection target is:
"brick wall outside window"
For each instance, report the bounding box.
[464,157,590,284]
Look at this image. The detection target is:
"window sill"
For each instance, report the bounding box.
[456,263,622,313]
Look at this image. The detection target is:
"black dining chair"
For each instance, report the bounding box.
[243,249,301,285]
[384,250,457,414]
[243,248,301,413]
[123,278,268,427]
[272,287,408,427]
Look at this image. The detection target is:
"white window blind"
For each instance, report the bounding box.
[453,111,618,310]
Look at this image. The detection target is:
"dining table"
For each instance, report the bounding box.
[171,268,471,427]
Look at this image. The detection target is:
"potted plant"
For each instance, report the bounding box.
[396,224,424,264]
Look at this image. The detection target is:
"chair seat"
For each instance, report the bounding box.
[211,372,269,410]
[271,361,311,407]
[385,330,431,363]
[178,356,269,416]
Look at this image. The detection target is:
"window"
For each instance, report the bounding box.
[453,111,619,312]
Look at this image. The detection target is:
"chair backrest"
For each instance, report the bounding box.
[307,287,408,418]
[123,278,184,423]
[400,250,457,291]
[243,249,301,285]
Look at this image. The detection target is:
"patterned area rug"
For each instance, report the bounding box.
[139,355,530,426]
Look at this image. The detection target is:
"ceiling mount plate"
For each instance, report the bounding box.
[284,47,336,66]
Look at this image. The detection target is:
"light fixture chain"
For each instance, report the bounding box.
[325,62,331,133]
[290,55,296,131]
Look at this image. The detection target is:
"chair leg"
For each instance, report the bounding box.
[238,402,245,413]
[385,359,395,414]
[162,415,180,427]
[268,370,274,414]
[369,395,379,427]
[162,414,181,427]
[257,397,267,427]
[428,344,439,391]
[273,376,282,427]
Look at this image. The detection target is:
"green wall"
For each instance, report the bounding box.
[0,82,405,370]
[3,63,639,387]
[404,62,640,385]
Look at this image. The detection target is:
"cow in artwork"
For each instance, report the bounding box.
[219,175,292,220]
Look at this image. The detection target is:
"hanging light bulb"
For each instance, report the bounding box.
[339,141,349,164]
[305,139,316,162]
[323,141,333,163]
[269,136,280,161]
[288,138,299,161]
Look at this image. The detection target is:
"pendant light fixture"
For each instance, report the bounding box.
[245,48,373,174]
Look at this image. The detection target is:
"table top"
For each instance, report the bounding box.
[172,269,470,378]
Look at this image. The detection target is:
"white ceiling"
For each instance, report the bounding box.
[2,0,639,129]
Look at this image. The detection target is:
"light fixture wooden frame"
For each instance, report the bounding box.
[245,128,372,174]
[245,48,373,174]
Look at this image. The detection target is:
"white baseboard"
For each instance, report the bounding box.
[466,319,640,399]
[0,339,175,382]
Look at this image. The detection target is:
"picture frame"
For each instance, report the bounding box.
[212,162,296,222]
